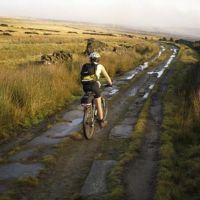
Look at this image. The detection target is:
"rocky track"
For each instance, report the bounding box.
[0,45,178,200]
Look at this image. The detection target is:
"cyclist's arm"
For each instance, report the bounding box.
[101,66,112,86]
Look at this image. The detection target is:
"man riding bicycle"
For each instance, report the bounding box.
[80,52,112,128]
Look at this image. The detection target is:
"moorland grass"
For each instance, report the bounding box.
[0,18,160,142]
[155,46,200,200]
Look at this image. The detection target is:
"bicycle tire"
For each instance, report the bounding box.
[83,105,95,139]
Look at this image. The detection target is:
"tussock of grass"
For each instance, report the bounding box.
[155,46,200,200]
[17,177,39,187]
[0,193,13,200]
[41,155,56,166]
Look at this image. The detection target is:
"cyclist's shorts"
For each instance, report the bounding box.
[82,81,101,98]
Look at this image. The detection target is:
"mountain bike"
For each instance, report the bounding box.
[81,85,110,139]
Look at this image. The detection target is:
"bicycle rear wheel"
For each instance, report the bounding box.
[83,105,95,139]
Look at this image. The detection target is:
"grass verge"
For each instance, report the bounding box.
[155,45,200,200]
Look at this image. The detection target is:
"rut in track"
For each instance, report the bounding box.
[124,66,174,200]
[25,59,169,200]
[26,74,150,199]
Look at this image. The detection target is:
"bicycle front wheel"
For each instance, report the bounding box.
[83,105,95,139]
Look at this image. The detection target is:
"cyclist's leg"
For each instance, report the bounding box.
[91,82,104,120]
[93,83,107,127]
[95,97,103,120]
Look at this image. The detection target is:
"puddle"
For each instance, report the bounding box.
[125,70,138,80]
[103,85,119,96]
[151,46,166,62]
[129,87,138,97]
[121,118,137,125]
[118,45,168,82]
[27,119,83,145]
[143,92,149,99]
[148,71,155,75]
[139,62,149,70]
[149,84,155,90]
[0,163,44,180]
[109,89,119,95]
[157,69,165,78]
[147,50,177,79]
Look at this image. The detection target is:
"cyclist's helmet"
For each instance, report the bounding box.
[89,52,101,59]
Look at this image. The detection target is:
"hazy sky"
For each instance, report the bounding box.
[0,0,200,29]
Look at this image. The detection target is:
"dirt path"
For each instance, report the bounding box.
[0,45,178,200]
[124,63,174,200]
[27,67,152,200]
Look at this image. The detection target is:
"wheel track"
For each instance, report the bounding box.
[26,50,176,200]
[124,54,177,200]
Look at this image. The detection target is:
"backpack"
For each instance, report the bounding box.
[80,63,98,82]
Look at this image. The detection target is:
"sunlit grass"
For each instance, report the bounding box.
[155,45,200,200]
[0,17,160,142]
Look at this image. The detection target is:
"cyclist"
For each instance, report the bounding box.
[81,52,112,127]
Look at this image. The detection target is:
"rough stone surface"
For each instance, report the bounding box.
[27,135,62,146]
[10,149,37,162]
[121,70,138,80]
[80,160,116,197]
[45,122,81,138]
[63,110,83,122]
[135,98,145,105]
[110,125,133,138]
[0,163,44,180]
[129,87,138,96]
[41,51,72,65]
[0,184,8,193]
[115,80,128,86]
[73,105,83,111]
[121,118,137,125]
[138,88,146,96]
[125,110,139,118]
[150,104,162,124]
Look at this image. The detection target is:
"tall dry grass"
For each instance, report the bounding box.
[193,89,200,117]
[155,46,200,200]
[101,42,159,77]
[0,41,159,142]
[0,18,161,141]
[0,64,81,141]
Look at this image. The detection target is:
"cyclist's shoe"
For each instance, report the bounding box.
[99,119,108,128]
